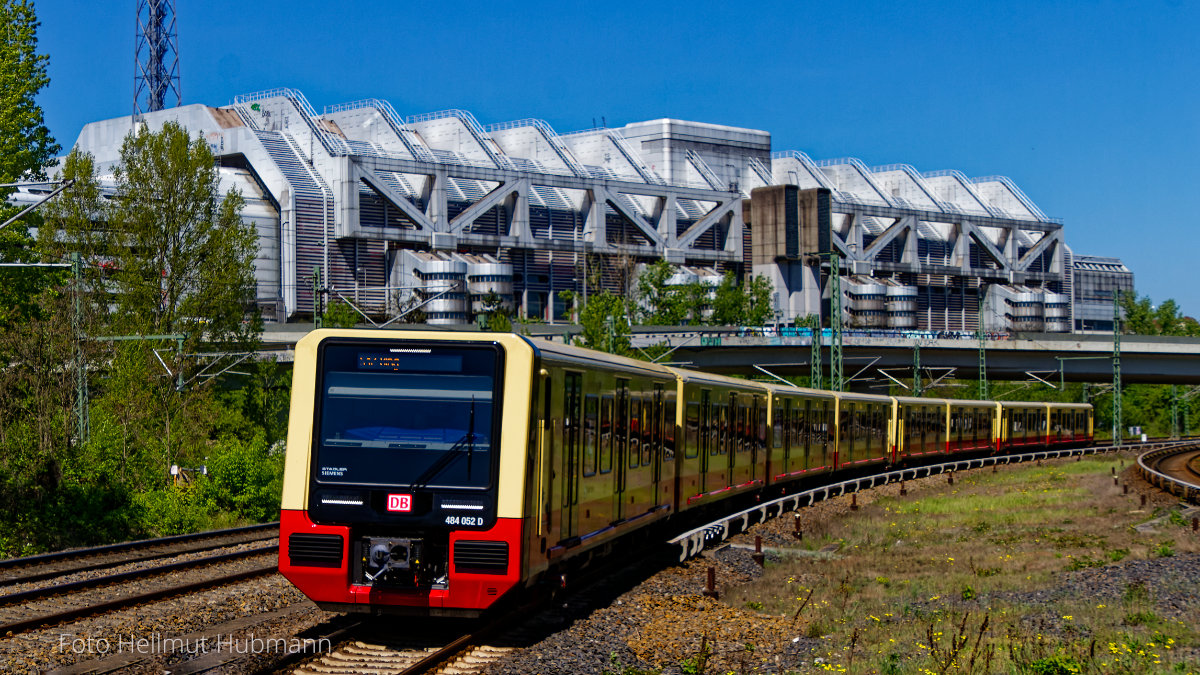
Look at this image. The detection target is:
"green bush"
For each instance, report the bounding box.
[135,485,210,536]
[198,434,284,522]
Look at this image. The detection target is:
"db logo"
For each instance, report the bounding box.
[386,494,412,512]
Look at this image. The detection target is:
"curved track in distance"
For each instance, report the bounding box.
[1139,443,1200,504]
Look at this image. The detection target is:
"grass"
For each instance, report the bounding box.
[723,457,1200,674]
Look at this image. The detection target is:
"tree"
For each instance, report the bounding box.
[106,120,257,350]
[0,0,57,186]
[636,259,707,326]
[322,298,359,328]
[1121,292,1200,337]
[477,289,513,332]
[574,290,631,354]
[710,272,773,326]
[0,0,60,329]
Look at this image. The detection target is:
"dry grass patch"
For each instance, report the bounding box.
[725,457,1200,673]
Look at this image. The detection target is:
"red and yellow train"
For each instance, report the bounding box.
[279,329,1092,616]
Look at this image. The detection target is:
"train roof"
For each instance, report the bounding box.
[758,381,837,399]
[835,390,895,404]
[524,336,674,379]
[662,366,770,391]
[998,400,1092,409]
[892,395,948,406]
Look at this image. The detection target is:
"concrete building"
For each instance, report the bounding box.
[1069,252,1134,333]
[31,87,1130,332]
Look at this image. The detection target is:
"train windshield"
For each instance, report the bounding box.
[315,343,501,489]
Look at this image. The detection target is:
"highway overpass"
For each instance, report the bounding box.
[260,326,1200,385]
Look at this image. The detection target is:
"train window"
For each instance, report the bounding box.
[824,402,834,453]
[684,401,699,459]
[314,343,499,489]
[756,398,767,453]
[616,382,631,469]
[875,406,884,453]
[664,396,677,461]
[738,396,746,454]
[600,395,614,473]
[796,401,807,460]
[734,396,744,454]
[564,373,582,506]
[802,401,811,458]
[628,392,640,469]
[647,385,662,467]
[774,400,785,450]
[584,395,598,476]
[840,404,853,460]
[716,403,727,456]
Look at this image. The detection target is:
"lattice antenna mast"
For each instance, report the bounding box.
[134,0,181,118]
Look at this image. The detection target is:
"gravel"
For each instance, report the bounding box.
[478,455,1200,674]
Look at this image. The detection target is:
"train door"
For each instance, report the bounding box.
[778,398,791,476]
[699,389,711,492]
[840,402,854,467]
[562,372,582,539]
[613,379,629,522]
[800,401,811,471]
[728,393,739,484]
[752,397,764,481]
[629,393,643,512]
[823,400,834,469]
[536,374,552,538]
[651,384,663,504]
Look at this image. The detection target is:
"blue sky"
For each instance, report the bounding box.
[36,0,1200,316]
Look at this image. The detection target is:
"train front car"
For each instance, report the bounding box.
[279,330,534,617]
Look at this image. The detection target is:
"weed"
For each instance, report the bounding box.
[745,600,763,611]
[604,651,660,675]
[962,584,976,600]
[1025,652,1084,675]
[1123,581,1150,606]
[878,651,903,675]
[1168,510,1187,527]
[678,636,711,675]
[1106,547,1129,562]
[1153,540,1175,557]
[1065,555,1104,571]
[1122,610,1160,626]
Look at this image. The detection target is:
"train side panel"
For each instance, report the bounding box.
[764,386,838,484]
[531,345,677,577]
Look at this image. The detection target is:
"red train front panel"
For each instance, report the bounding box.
[278,331,535,617]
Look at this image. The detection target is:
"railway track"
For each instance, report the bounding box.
[277,540,672,675]
[0,522,278,589]
[1138,442,1200,504]
[274,437,1200,675]
[0,538,278,636]
[673,438,1199,561]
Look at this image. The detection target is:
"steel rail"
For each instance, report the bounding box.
[0,521,278,571]
[0,563,277,636]
[0,532,278,588]
[670,439,1198,562]
[1137,444,1200,505]
[0,545,276,606]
